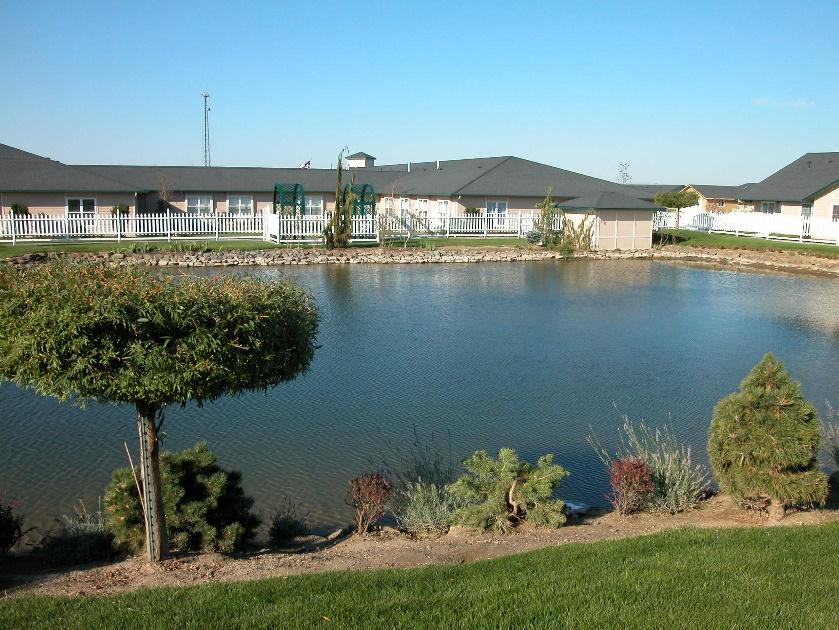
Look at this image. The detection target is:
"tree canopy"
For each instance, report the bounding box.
[0,260,319,407]
[654,190,699,210]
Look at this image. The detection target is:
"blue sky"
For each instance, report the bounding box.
[1,1,837,184]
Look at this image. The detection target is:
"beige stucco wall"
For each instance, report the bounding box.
[594,210,654,250]
[812,186,839,222]
[0,192,135,217]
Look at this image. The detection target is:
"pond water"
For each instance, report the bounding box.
[3,260,839,534]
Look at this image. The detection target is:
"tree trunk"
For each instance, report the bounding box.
[136,402,168,562]
[767,499,785,523]
[675,207,681,230]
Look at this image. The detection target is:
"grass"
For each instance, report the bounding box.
[0,238,528,258]
[2,523,837,629]
[657,229,839,258]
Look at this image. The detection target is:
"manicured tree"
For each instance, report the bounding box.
[0,260,318,562]
[324,149,354,248]
[708,353,827,518]
[654,190,699,230]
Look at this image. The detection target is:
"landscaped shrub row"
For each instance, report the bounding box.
[2,355,836,565]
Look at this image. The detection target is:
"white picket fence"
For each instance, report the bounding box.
[1,210,565,245]
[0,210,263,244]
[654,209,839,245]
[262,213,563,244]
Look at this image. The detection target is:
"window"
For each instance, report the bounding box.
[833,205,839,222]
[227,194,253,215]
[717,199,725,208]
[417,199,429,219]
[304,195,323,216]
[400,198,410,220]
[437,200,449,218]
[186,195,212,214]
[486,200,507,215]
[801,204,812,218]
[760,201,777,214]
[67,198,96,216]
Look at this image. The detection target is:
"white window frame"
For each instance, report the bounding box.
[833,205,839,222]
[760,201,777,214]
[400,197,410,219]
[186,194,213,214]
[801,204,812,218]
[66,197,97,217]
[717,199,725,208]
[486,200,508,215]
[417,198,429,219]
[226,194,253,215]
[437,199,449,218]
[304,194,323,216]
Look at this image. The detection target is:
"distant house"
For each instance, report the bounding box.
[0,143,665,250]
[683,153,839,221]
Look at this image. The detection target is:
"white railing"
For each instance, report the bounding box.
[0,210,264,244]
[262,213,564,243]
[654,210,839,245]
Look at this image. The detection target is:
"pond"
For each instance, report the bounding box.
[3,260,839,534]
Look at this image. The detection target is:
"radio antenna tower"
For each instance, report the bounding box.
[201,93,211,167]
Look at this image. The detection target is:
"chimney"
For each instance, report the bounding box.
[408,161,411,173]
[436,160,441,170]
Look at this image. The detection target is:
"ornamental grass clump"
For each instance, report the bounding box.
[105,442,259,554]
[392,482,465,536]
[348,473,391,535]
[268,497,309,547]
[448,448,569,533]
[589,415,710,514]
[39,501,115,566]
[708,353,828,518]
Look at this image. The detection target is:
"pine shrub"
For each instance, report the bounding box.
[348,473,391,535]
[608,458,654,515]
[39,501,115,566]
[448,448,568,533]
[392,482,465,535]
[708,353,828,514]
[0,492,24,555]
[105,442,259,554]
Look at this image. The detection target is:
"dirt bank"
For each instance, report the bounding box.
[3,494,837,598]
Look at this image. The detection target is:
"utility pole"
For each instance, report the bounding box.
[202,93,211,167]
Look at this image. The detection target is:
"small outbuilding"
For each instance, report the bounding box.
[558,191,663,250]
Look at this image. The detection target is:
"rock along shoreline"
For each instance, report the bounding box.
[3,245,839,277]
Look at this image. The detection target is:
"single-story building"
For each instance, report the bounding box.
[683,153,839,222]
[0,143,665,250]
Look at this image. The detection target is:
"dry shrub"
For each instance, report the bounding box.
[348,473,391,535]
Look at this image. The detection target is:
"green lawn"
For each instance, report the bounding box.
[2,523,837,629]
[0,238,528,258]
[657,229,839,258]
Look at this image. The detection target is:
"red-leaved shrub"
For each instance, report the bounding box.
[348,473,391,535]
[608,458,653,515]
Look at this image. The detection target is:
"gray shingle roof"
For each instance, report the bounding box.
[0,143,139,192]
[557,191,663,211]
[736,153,839,202]
[74,164,400,194]
[626,183,684,195]
[346,152,376,160]
[687,184,749,199]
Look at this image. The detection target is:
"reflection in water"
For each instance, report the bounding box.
[3,260,839,533]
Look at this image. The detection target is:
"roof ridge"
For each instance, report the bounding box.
[451,156,514,196]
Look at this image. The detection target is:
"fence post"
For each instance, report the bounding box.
[215,212,220,241]
[166,207,172,242]
[10,211,15,246]
[116,208,121,243]
[483,216,488,238]
[446,216,450,238]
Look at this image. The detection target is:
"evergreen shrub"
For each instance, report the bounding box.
[105,442,259,554]
[708,353,828,514]
[448,448,568,533]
